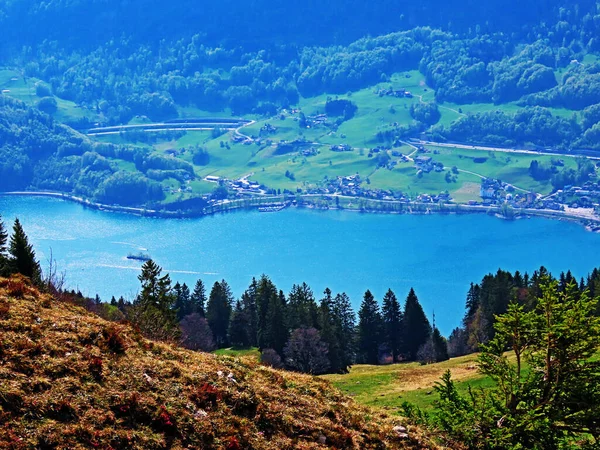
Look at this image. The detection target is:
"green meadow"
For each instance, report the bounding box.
[0,69,97,123]
[3,65,590,203]
[321,353,495,412]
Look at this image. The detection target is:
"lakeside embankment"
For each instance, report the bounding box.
[2,190,599,230]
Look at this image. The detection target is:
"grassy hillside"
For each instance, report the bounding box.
[322,355,495,413]
[89,71,590,204]
[0,275,440,449]
[211,348,494,413]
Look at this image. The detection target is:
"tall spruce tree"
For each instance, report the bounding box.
[463,282,481,326]
[133,260,179,340]
[357,290,383,364]
[402,288,431,361]
[432,326,449,362]
[206,280,234,348]
[228,300,252,348]
[318,288,343,373]
[191,279,207,316]
[256,275,278,350]
[259,288,288,355]
[181,283,191,313]
[333,292,356,371]
[288,282,318,330]
[8,218,41,284]
[0,214,8,275]
[382,288,403,362]
[241,278,259,346]
[173,282,189,321]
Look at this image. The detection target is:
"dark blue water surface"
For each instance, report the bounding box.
[2,196,599,335]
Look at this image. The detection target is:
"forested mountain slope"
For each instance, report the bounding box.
[1,0,594,49]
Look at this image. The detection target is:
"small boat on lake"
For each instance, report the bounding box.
[127,252,152,261]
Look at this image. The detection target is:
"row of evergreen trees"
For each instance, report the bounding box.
[0,215,42,284]
[447,266,600,357]
[124,260,449,374]
[0,216,448,375]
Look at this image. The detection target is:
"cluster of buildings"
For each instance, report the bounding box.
[477,178,562,210]
[416,192,452,203]
[301,147,319,157]
[330,144,353,152]
[375,87,413,98]
[305,174,406,201]
[414,155,444,174]
[553,181,600,209]
[296,113,331,129]
[232,134,253,145]
[259,123,277,136]
[204,175,265,196]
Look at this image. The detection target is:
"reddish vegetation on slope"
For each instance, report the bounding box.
[0,276,439,449]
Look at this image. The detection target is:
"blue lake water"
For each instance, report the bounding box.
[1,195,599,335]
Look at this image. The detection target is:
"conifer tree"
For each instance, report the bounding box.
[206,280,233,348]
[288,282,318,329]
[228,300,252,348]
[191,279,207,316]
[434,280,600,448]
[241,278,259,346]
[181,282,191,311]
[8,218,41,284]
[256,275,278,350]
[357,290,383,364]
[117,296,127,313]
[333,292,356,371]
[260,289,288,355]
[382,288,403,362]
[432,326,449,361]
[402,288,431,361]
[174,282,192,321]
[318,288,343,373]
[0,214,8,275]
[132,260,179,340]
[463,282,480,326]
[174,282,184,319]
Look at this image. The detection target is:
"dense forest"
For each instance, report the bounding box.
[0,97,215,206]
[2,2,600,134]
[2,0,594,50]
[3,1,600,204]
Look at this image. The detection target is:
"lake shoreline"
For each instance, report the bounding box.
[2,190,599,231]
[3,193,600,336]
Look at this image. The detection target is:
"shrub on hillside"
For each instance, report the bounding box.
[180,313,215,352]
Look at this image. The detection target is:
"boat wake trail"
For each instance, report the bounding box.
[97,264,218,277]
[111,241,148,251]
[97,264,140,271]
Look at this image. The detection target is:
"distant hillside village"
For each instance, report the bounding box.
[199,133,600,220]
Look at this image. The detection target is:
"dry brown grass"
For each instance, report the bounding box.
[0,276,442,449]
[323,356,481,395]
[452,182,480,197]
[390,359,479,393]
